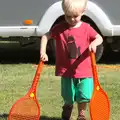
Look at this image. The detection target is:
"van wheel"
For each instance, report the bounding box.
[81,15,104,62]
[95,43,104,62]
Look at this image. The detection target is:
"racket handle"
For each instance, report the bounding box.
[36,61,44,73]
[90,51,99,86]
[90,51,96,66]
[31,60,44,93]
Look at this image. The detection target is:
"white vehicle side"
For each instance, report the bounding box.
[37,1,113,36]
[0,0,120,61]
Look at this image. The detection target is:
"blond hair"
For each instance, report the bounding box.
[62,0,87,16]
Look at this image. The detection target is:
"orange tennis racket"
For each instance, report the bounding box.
[90,51,110,120]
[8,61,44,120]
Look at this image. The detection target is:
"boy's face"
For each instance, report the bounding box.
[65,14,81,26]
[64,8,85,26]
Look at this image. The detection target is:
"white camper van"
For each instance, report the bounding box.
[0,0,120,61]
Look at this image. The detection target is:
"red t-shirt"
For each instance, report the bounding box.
[50,22,97,78]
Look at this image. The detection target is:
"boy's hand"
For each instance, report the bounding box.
[89,41,97,53]
[40,52,48,62]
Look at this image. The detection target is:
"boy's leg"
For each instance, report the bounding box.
[62,104,73,120]
[77,103,87,120]
[75,78,93,120]
[61,77,75,120]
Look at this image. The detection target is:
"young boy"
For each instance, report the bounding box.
[40,0,103,120]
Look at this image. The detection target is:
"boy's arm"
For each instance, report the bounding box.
[40,32,51,54]
[40,32,51,61]
[93,34,103,46]
[88,24,103,52]
[89,34,103,52]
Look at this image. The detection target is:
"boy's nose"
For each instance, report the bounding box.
[71,18,75,21]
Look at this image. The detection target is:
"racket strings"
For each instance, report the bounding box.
[9,98,39,120]
[90,92,110,120]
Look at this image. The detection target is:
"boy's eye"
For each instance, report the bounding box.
[73,16,79,18]
[66,15,71,18]
[66,15,78,18]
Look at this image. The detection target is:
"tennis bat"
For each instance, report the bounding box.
[8,61,44,120]
[90,51,110,120]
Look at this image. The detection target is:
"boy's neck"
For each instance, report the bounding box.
[69,21,82,28]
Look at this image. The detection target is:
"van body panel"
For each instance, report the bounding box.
[0,0,59,26]
[92,0,120,25]
[0,0,120,37]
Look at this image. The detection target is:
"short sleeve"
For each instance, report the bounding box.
[88,24,98,42]
[50,24,59,40]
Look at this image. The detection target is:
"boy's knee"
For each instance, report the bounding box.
[62,95,74,104]
[76,77,94,103]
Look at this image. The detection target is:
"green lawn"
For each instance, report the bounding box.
[0,64,120,120]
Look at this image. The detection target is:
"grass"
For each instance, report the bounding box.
[0,63,120,120]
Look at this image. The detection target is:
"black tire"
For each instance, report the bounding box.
[95,43,104,62]
[81,15,104,62]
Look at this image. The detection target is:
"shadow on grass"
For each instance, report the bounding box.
[0,114,61,120]
[0,114,8,119]
[40,116,61,120]
[0,46,120,65]
[0,48,55,65]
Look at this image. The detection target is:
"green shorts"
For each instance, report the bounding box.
[61,77,93,104]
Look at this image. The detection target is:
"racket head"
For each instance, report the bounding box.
[8,95,40,120]
[90,88,110,120]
